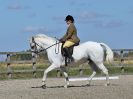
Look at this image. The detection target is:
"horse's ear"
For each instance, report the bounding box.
[31,36,35,43]
[32,36,34,41]
[28,37,33,43]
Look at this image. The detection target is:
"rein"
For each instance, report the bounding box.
[32,40,60,54]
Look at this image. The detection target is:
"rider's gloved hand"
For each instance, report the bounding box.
[59,39,65,43]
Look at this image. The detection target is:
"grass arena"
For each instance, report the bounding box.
[0,75,133,99]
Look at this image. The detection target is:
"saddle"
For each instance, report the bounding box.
[61,42,79,66]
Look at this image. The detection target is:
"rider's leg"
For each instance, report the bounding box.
[63,41,75,48]
[63,47,74,61]
[63,41,75,62]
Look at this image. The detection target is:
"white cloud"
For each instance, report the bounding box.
[8,3,22,10]
[74,11,111,25]
[8,3,30,10]
[94,20,125,28]
[24,26,48,33]
[78,11,111,20]
[104,20,124,28]
[75,11,125,28]
[23,26,61,34]
[52,16,64,21]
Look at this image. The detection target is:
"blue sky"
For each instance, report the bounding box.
[0,0,133,51]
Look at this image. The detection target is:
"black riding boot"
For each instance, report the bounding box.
[63,47,74,62]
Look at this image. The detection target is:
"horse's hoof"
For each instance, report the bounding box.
[64,85,69,88]
[104,83,110,86]
[86,84,91,86]
[41,84,46,89]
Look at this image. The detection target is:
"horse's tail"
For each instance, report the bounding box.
[100,43,114,63]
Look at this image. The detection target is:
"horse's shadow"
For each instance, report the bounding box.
[31,84,90,89]
[31,84,118,89]
[48,84,91,88]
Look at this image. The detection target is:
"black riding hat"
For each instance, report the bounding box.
[65,15,74,22]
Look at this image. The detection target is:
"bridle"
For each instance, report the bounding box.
[30,37,60,54]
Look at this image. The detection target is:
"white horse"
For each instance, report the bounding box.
[29,34,113,88]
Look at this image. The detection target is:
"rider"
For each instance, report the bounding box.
[59,15,80,62]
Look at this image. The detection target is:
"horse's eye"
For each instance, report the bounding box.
[31,46,34,49]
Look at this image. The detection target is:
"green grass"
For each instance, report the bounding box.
[0,63,133,80]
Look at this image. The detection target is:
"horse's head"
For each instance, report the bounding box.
[29,36,41,53]
[29,34,57,53]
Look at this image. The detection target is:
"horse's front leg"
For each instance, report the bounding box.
[42,63,58,88]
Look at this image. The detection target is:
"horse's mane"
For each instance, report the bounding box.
[34,34,49,39]
[34,34,96,45]
[34,34,57,43]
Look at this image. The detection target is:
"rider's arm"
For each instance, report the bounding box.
[65,26,74,40]
[61,25,74,41]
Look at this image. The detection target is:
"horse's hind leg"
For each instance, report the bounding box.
[87,61,97,86]
[96,63,110,86]
[60,66,69,88]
